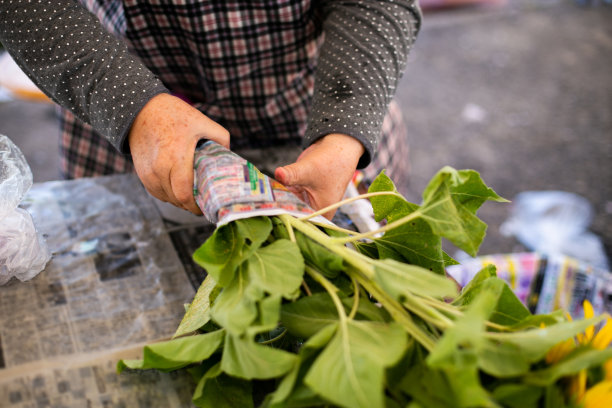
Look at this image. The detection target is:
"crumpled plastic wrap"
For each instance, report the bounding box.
[0,134,51,284]
[500,190,609,271]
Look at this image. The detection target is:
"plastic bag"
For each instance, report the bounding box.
[500,190,609,271]
[0,134,51,285]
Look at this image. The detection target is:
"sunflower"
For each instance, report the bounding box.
[545,300,612,407]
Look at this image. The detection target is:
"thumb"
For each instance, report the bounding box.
[275,162,308,187]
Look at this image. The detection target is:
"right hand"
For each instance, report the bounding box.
[128,93,230,214]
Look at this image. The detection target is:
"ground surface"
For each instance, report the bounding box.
[1,0,610,261]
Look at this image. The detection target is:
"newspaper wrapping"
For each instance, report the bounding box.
[193,141,329,226]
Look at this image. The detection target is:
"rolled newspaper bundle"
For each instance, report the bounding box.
[193,141,328,226]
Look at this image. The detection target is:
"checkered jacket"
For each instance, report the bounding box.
[0,0,420,177]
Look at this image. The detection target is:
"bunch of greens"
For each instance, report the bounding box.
[118,167,612,408]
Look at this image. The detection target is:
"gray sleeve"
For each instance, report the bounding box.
[0,0,169,153]
[304,0,421,168]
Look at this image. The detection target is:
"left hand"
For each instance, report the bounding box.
[274,133,365,219]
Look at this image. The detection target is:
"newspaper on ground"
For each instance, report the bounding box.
[0,174,210,407]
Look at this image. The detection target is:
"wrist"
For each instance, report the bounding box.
[318,133,365,166]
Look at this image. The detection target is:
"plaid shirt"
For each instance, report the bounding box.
[1,0,420,179]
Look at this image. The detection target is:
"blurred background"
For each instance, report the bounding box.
[1,0,611,262]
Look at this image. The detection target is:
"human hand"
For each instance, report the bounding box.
[274,134,365,219]
[128,93,230,214]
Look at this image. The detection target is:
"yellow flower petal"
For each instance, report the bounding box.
[582,300,595,342]
[604,357,612,382]
[569,369,587,401]
[546,337,576,364]
[583,300,595,319]
[583,381,612,408]
[592,318,612,350]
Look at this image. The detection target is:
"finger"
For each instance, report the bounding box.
[141,156,182,210]
[195,123,231,150]
[134,161,174,205]
[275,161,313,187]
[143,180,170,204]
[170,160,202,215]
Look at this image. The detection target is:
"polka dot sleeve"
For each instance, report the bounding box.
[304,0,421,168]
[0,0,169,153]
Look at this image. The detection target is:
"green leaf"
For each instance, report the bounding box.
[443,251,460,267]
[373,258,458,301]
[174,274,219,338]
[399,345,495,408]
[508,310,566,330]
[489,315,606,364]
[282,384,330,408]
[491,384,543,408]
[475,313,607,379]
[305,320,407,408]
[544,384,568,408]
[423,167,507,213]
[456,275,531,327]
[353,241,379,259]
[488,283,531,326]
[247,239,304,299]
[221,333,298,379]
[452,264,498,306]
[428,278,550,378]
[419,167,507,256]
[193,217,272,287]
[281,293,388,339]
[294,230,344,279]
[211,265,263,334]
[280,293,341,338]
[341,295,390,323]
[117,329,225,373]
[427,277,534,377]
[266,324,338,408]
[249,293,282,335]
[368,172,449,274]
[427,279,502,368]
[369,169,506,269]
[375,210,447,274]
[192,363,254,408]
[453,267,531,327]
[524,346,612,386]
[211,239,302,335]
[477,339,531,377]
[368,170,412,222]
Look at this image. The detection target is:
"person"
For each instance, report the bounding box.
[0,0,420,219]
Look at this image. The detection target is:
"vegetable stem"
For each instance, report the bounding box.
[330,210,422,244]
[298,191,404,222]
[260,329,288,345]
[305,265,347,324]
[281,211,313,296]
[280,214,376,280]
[280,213,438,351]
[347,276,360,320]
[348,267,437,351]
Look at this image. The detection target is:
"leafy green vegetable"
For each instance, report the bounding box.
[221,333,297,379]
[304,321,406,408]
[174,274,218,338]
[117,329,224,372]
[193,217,272,287]
[192,363,254,408]
[118,167,611,408]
